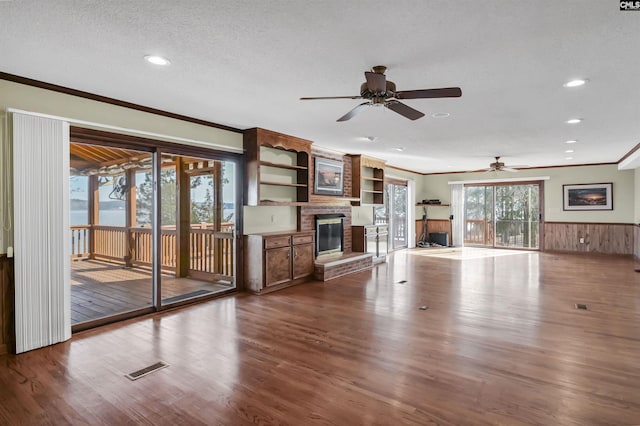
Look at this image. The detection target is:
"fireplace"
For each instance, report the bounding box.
[315,214,345,256]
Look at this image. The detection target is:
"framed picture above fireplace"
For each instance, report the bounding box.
[314,157,344,195]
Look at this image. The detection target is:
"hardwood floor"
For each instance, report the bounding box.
[1,249,640,425]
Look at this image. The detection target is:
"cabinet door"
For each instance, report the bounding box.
[366,235,377,256]
[265,247,292,287]
[293,243,315,280]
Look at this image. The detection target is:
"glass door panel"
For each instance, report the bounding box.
[388,183,408,250]
[464,183,540,249]
[464,185,494,246]
[69,143,153,325]
[495,184,539,249]
[160,153,236,305]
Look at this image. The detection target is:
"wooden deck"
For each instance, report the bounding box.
[71,260,232,324]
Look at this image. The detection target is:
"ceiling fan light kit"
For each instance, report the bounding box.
[475,156,525,173]
[301,65,462,122]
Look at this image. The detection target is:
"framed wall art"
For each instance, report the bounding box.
[314,157,344,196]
[563,183,613,211]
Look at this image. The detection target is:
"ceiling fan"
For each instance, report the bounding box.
[300,65,462,122]
[476,156,525,173]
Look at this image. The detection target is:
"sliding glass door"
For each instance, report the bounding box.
[495,184,540,249]
[375,179,408,251]
[464,182,541,249]
[69,143,154,324]
[69,133,241,328]
[388,181,408,250]
[159,153,237,305]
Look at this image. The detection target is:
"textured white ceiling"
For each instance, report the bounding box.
[1,1,638,173]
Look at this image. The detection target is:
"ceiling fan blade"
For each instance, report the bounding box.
[501,167,519,172]
[337,102,370,122]
[385,101,425,120]
[300,95,363,100]
[394,87,462,99]
[365,71,386,93]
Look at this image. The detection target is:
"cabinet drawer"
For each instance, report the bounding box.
[364,226,378,236]
[264,236,291,249]
[377,225,388,234]
[292,234,314,245]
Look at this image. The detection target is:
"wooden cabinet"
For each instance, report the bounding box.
[244,230,315,294]
[349,155,386,205]
[243,128,313,206]
[292,235,314,280]
[265,246,292,286]
[352,225,388,263]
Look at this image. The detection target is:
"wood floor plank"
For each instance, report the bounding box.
[70,260,232,324]
[1,249,639,424]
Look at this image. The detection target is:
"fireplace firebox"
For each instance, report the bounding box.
[315,214,345,256]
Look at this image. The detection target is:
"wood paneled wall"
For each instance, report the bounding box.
[544,222,634,255]
[415,220,635,256]
[0,255,15,355]
[415,219,451,245]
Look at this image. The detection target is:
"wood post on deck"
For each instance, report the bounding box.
[88,175,99,260]
[125,169,136,267]
[213,162,223,274]
[176,157,190,278]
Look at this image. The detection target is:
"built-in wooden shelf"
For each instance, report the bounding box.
[349,154,386,206]
[259,201,310,206]
[244,128,312,206]
[259,161,308,171]
[260,181,308,188]
[312,195,360,202]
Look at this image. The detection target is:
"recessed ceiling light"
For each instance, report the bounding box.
[144,55,171,66]
[563,79,587,88]
[565,140,578,144]
[565,149,574,153]
[566,118,583,124]
[431,112,450,118]
[394,147,404,152]
[565,156,574,160]
[365,136,377,142]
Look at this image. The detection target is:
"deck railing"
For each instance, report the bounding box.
[464,219,538,248]
[72,223,235,278]
[70,225,91,258]
[464,219,489,245]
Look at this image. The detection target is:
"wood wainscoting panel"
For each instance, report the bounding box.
[544,222,634,255]
[635,225,640,259]
[0,255,15,355]
[415,219,451,245]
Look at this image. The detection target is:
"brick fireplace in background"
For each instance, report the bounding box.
[298,205,352,254]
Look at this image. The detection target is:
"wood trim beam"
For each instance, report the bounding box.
[618,142,640,164]
[0,72,243,134]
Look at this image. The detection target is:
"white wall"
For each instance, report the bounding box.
[421,164,635,223]
[351,206,374,225]
[243,206,297,234]
[0,79,243,254]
